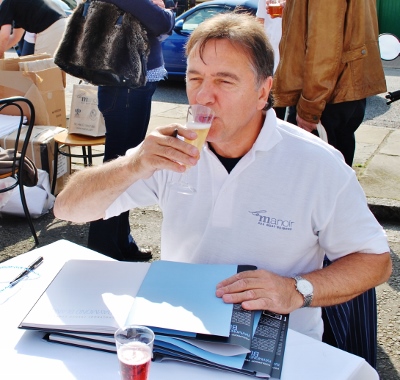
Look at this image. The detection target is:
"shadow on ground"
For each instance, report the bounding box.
[0,212,88,262]
[377,345,400,379]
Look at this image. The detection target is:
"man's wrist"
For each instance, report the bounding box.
[293,275,314,308]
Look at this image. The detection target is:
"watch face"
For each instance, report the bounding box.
[298,279,313,295]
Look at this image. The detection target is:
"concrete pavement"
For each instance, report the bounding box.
[65,56,400,221]
[354,57,400,220]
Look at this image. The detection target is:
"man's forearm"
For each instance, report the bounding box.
[54,125,203,223]
[0,24,12,57]
[216,251,392,314]
[303,251,392,307]
[54,154,141,223]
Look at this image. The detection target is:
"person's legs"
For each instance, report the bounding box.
[274,106,286,121]
[21,41,35,56]
[87,82,158,260]
[286,105,297,125]
[320,99,366,166]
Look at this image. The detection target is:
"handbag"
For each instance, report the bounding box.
[54,0,150,88]
[316,122,328,142]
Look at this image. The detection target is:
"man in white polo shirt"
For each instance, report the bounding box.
[54,13,392,343]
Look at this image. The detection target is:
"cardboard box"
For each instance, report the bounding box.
[0,126,71,195]
[0,54,66,128]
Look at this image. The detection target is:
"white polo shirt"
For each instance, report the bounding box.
[105,110,389,340]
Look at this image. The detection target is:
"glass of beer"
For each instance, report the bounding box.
[114,325,154,380]
[267,0,284,18]
[170,104,215,194]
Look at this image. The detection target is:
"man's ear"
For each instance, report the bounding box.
[257,76,273,110]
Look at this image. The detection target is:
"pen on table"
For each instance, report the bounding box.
[9,256,44,288]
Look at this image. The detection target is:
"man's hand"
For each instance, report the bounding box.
[133,125,201,179]
[216,269,302,314]
[296,115,318,133]
[152,0,165,9]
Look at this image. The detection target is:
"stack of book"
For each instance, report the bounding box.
[19,260,289,379]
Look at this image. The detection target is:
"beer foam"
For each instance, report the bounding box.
[186,121,212,130]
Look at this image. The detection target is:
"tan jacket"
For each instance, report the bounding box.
[272,0,387,123]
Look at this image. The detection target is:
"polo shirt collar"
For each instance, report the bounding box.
[252,109,283,153]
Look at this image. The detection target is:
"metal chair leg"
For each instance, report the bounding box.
[18,180,39,245]
[82,146,88,166]
[51,141,59,196]
[88,146,93,166]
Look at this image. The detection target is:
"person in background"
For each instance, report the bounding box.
[272,0,386,167]
[256,0,283,73]
[0,0,68,57]
[54,13,391,344]
[256,0,285,119]
[20,32,36,56]
[87,0,174,262]
[164,0,177,13]
[272,0,387,367]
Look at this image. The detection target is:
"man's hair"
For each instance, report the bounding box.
[185,12,275,109]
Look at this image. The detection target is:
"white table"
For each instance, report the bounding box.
[0,240,379,380]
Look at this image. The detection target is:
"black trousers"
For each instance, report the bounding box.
[287,99,367,166]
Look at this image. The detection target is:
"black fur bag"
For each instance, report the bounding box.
[54,0,150,88]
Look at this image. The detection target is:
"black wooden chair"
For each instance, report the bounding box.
[0,97,39,245]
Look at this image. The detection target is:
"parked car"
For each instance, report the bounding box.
[52,0,73,15]
[161,0,257,79]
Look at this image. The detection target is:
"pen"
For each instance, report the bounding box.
[9,256,44,287]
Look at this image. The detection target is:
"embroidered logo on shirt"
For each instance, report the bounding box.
[249,210,294,231]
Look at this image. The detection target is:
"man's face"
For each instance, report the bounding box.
[186,39,272,157]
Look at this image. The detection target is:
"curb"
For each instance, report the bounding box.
[368,197,400,222]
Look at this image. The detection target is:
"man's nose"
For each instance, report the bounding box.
[195,81,215,106]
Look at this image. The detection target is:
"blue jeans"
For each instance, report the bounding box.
[21,41,35,56]
[87,82,158,260]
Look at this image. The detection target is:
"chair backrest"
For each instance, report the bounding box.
[0,96,39,246]
[0,97,36,192]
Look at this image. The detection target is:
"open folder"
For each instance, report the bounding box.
[19,260,288,378]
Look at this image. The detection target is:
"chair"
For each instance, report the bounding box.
[51,131,105,195]
[0,96,39,245]
[322,257,378,368]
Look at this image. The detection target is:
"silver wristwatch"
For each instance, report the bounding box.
[293,275,314,308]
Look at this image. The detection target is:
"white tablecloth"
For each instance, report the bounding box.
[0,240,379,380]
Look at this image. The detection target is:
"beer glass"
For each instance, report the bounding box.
[114,325,154,380]
[170,104,215,194]
[267,0,284,18]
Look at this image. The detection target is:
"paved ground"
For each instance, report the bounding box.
[0,54,400,379]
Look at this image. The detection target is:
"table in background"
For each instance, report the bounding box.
[0,240,379,379]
